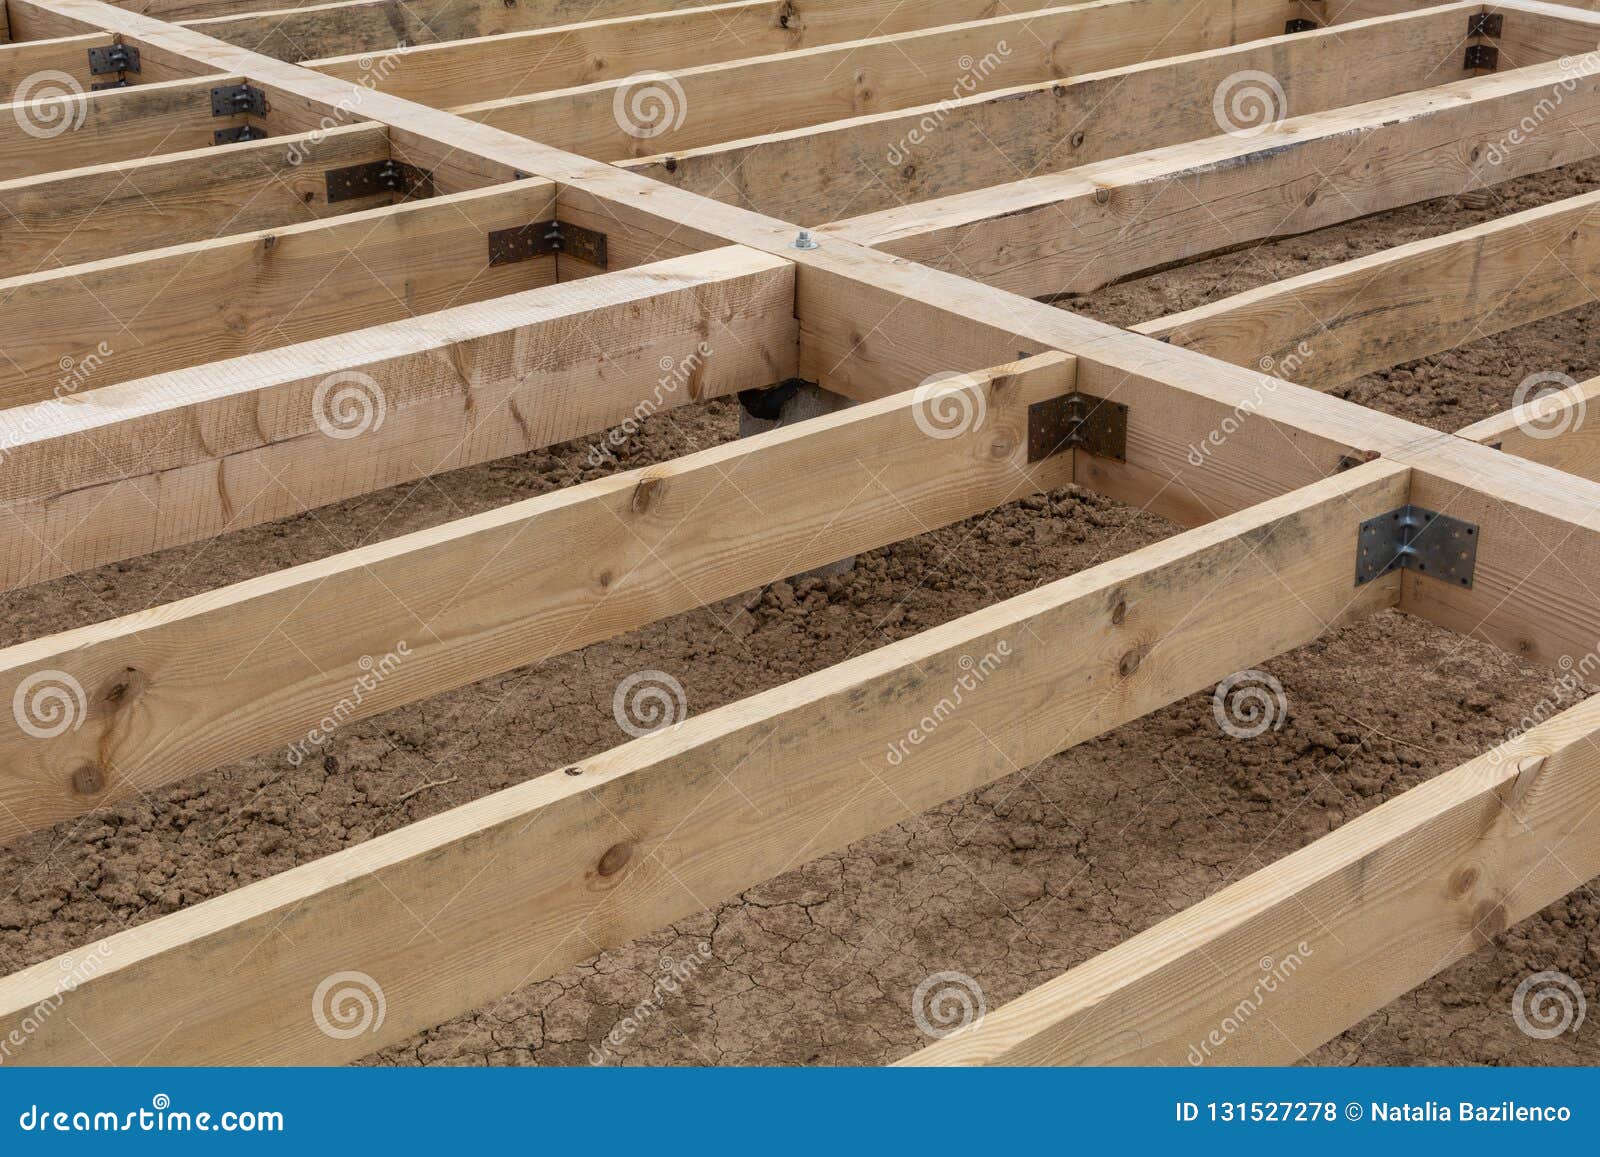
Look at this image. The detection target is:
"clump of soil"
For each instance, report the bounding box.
[2,160,1598,1068]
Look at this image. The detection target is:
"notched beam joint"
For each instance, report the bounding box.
[1355,505,1479,589]
[1028,392,1127,463]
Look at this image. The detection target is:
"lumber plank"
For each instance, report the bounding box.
[0,123,395,275]
[1135,188,1600,389]
[0,32,106,100]
[1456,377,1600,480]
[460,0,1304,162]
[305,0,1087,110]
[0,246,797,590]
[185,0,723,62]
[627,4,1481,224]
[827,55,1600,298]
[904,690,1600,1064]
[4,0,100,40]
[0,178,561,406]
[0,354,1078,842]
[0,458,1407,1063]
[1390,434,1600,668]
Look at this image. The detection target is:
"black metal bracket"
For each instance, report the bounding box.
[90,78,132,91]
[488,220,608,268]
[1469,12,1504,38]
[1465,43,1499,71]
[214,124,269,145]
[1285,18,1319,33]
[1027,392,1128,463]
[1355,505,1479,588]
[325,159,434,203]
[210,82,268,118]
[738,379,806,421]
[87,44,139,76]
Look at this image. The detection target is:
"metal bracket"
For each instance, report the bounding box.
[87,44,139,76]
[210,83,269,118]
[488,220,608,268]
[1464,44,1499,71]
[90,78,132,91]
[325,159,434,203]
[1354,505,1479,588]
[213,124,269,145]
[1469,12,1503,37]
[1285,18,1319,32]
[1027,392,1128,463]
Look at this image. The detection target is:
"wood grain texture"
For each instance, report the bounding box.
[0,123,394,275]
[0,178,560,406]
[1456,376,1600,481]
[906,691,1600,1064]
[828,55,1600,298]
[0,246,797,590]
[627,4,1479,224]
[0,354,1077,842]
[0,456,1406,1063]
[1135,188,1600,389]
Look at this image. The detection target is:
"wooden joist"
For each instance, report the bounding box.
[0,354,1081,841]
[627,3,1482,224]
[828,53,1600,297]
[1457,378,1600,480]
[0,178,562,406]
[906,689,1600,1064]
[0,245,796,591]
[0,458,1407,1063]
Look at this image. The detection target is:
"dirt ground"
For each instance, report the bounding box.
[2,159,1599,1067]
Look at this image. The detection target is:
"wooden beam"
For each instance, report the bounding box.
[0,353,1080,841]
[1390,434,1600,668]
[0,246,796,591]
[0,178,561,406]
[0,458,1407,1063]
[827,54,1600,298]
[0,31,106,100]
[459,0,1304,162]
[305,0,1088,111]
[626,4,1481,225]
[1456,376,1600,480]
[1135,187,1600,389]
[0,123,395,275]
[904,689,1600,1064]
[185,0,733,63]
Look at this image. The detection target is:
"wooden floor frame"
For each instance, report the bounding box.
[1,0,1599,1065]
